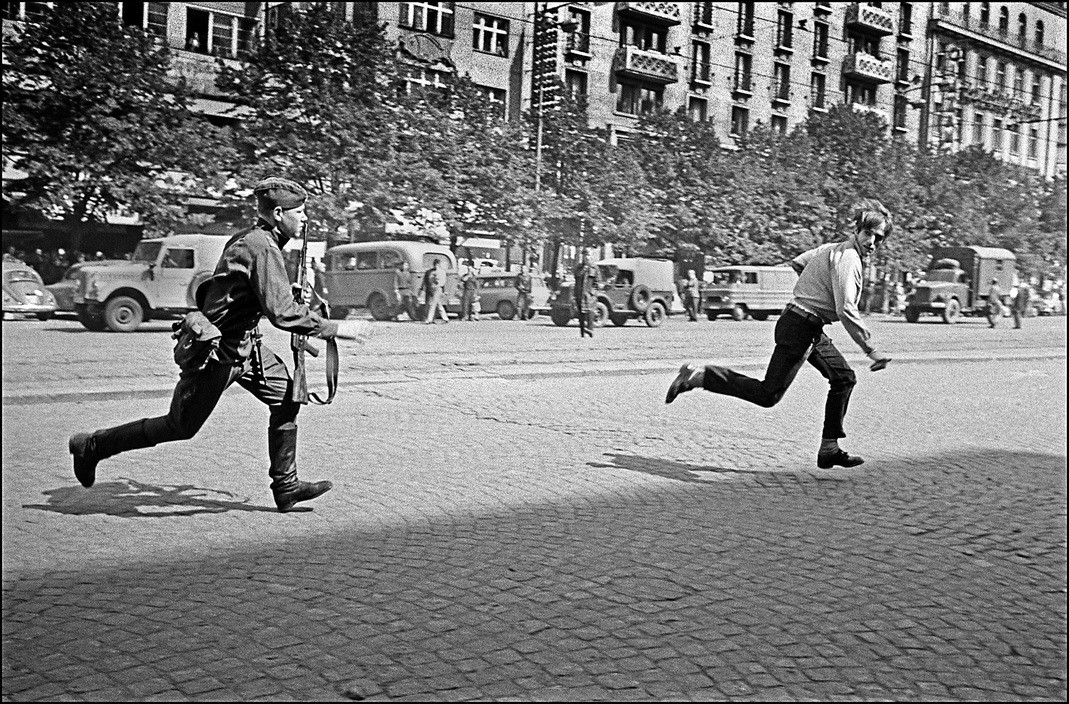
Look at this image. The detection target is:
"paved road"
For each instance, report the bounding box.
[2,314,1066,701]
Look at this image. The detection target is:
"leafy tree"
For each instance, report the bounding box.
[1,2,231,240]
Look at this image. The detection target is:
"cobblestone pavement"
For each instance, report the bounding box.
[2,315,1066,701]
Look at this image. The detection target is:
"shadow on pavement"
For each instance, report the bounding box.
[23,477,276,517]
[589,453,831,483]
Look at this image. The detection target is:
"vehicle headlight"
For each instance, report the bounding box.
[86,276,100,300]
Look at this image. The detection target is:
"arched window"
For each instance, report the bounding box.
[1036,20,1045,45]
[980,2,990,26]
[1017,13,1027,39]
[998,7,1009,33]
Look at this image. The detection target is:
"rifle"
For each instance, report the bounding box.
[290,223,338,405]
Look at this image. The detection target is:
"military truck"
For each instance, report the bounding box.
[903,246,1016,324]
[73,234,228,332]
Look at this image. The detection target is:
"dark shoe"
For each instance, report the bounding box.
[665,364,695,404]
[69,433,99,488]
[275,480,333,512]
[817,450,865,469]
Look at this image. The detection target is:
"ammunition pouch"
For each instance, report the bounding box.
[172,311,223,372]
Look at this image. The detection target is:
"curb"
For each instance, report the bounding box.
[4,350,1064,406]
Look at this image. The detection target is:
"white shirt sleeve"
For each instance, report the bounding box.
[833,249,876,355]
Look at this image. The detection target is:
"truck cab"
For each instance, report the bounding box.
[73,234,228,332]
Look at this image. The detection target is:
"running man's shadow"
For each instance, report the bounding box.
[24,477,280,517]
[589,453,850,483]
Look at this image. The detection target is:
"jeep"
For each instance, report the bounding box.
[549,257,676,328]
[73,234,228,332]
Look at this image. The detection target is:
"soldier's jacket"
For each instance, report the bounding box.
[573,263,601,308]
[198,219,337,363]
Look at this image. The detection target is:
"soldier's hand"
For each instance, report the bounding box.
[334,319,373,344]
[867,350,892,372]
[292,282,312,305]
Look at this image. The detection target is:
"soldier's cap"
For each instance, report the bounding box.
[253,177,307,210]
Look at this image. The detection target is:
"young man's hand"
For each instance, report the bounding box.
[867,350,892,371]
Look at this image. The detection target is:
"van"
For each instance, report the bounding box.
[321,241,458,320]
[702,265,797,321]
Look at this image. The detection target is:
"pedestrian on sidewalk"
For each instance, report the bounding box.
[574,249,600,338]
[665,198,894,469]
[419,258,449,324]
[68,177,372,512]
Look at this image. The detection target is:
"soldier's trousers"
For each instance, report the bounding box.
[577,304,594,337]
[700,310,856,439]
[90,343,300,460]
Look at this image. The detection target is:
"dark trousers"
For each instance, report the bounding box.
[701,310,857,439]
[461,289,476,320]
[577,300,594,337]
[92,343,300,460]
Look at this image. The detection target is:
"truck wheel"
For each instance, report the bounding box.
[610,313,629,327]
[496,300,516,320]
[942,299,961,324]
[904,306,920,323]
[706,311,718,321]
[751,311,769,321]
[77,307,107,331]
[550,308,572,327]
[644,301,666,327]
[104,295,144,333]
[329,305,350,320]
[731,304,747,321]
[593,301,610,327]
[629,285,651,313]
[367,293,392,321]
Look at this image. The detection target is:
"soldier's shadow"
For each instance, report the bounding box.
[24,477,280,518]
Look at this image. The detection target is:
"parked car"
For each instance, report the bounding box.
[446,270,551,320]
[702,265,798,321]
[549,257,676,328]
[45,262,94,316]
[73,234,229,332]
[2,255,58,321]
[1034,291,1064,316]
[321,241,458,321]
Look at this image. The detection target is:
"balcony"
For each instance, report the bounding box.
[771,82,791,105]
[614,45,679,84]
[850,102,889,123]
[958,82,1043,120]
[845,3,894,37]
[171,50,241,96]
[616,2,681,26]
[931,4,1067,68]
[842,52,893,83]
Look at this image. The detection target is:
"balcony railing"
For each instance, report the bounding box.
[850,102,889,123]
[845,3,895,37]
[566,31,591,55]
[842,52,893,83]
[616,2,681,26]
[932,5,1066,66]
[692,61,712,85]
[958,82,1043,120]
[614,45,679,84]
[771,81,791,103]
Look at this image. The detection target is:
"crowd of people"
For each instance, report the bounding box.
[4,247,114,284]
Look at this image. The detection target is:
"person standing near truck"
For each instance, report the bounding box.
[665,199,894,469]
[574,250,601,338]
[1012,282,1030,329]
[986,278,1003,328]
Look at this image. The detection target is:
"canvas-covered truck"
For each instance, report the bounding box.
[903,246,1016,324]
[72,234,228,332]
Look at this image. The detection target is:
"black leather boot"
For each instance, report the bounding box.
[69,419,155,488]
[268,425,332,512]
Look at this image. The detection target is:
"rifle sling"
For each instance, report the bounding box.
[306,336,338,405]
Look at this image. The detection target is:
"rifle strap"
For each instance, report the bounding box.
[307,336,338,405]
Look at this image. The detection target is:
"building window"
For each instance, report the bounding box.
[980,2,990,27]
[810,72,826,108]
[973,111,984,145]
[998,6,1008,34]
[899,3,912,34]
[897,48,909,82]
[694,1,714,28]
[730,105,749,136]
[955,107,964,142]
[400,2,455,37]
[617,82,662,116]
[1008,123,1020,154]
[1032,74,1042,104]
[475,84,506,117]
[1017,12,1027,41]
[620,19,667,52]
[772,115,788,135]
[565,69,587,99]
[1028,128,1039,159]
[1036,20,1045,46]
[692,41,712,83]
[846,81,877,106]
[121,2,168,37]
[996,62,1007,90]
[893,94,907,129]
[1013,66,1024,97]
[773,63,790,101]
[472,13,509,57]
[992,118,1003,150]
[566,8,591,54]
[812,21,829,60]
[976,56,988,88]
[776,9,793,48]
[688,96,708,122]
[849,32,880,58]
[736,2,754,38]
[734,52,752,92]
[402,64,451,95]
